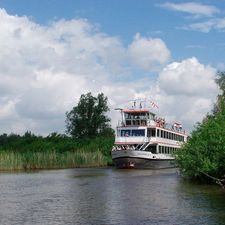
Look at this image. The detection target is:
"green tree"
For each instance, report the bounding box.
[213,71,225,114]
[176,72,225,183]
[216,71,225,94]
[66,92,111,139]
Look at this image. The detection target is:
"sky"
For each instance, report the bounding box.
[0,0,224,135]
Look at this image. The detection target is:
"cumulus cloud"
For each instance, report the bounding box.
[0,8,128,134]
[160,2,219,17]
[128,33,170,71]
[159,57,217,96]
[157,57,218,129]
[0,8,219,134]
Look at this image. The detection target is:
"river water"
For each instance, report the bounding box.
[0,168,224,225]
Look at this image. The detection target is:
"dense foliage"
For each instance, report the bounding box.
[0,131,114,170]
[176,72,225,183]
[66,92,112,139]
[0,92,115,170]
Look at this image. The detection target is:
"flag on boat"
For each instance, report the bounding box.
[150,101,159,109]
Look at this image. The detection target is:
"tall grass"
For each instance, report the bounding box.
[0,150,106,171]
[0,132,114,171]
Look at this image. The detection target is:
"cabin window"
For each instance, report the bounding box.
[131,129,145,136]
[158,146,179,154]
[167,132,169,139]
[166,147,169,154]
[147,128,156,137]
[140,112,148,119]
[126,120,131,125]
[162,146,165,154]
[141,120,147,126]
[121,130,131,137]
[124,112,149,126]
[159,145,162,153]
[120,129,145,137]
[147,145,156,153]
[152,129,155,137]
[149,113,155,120]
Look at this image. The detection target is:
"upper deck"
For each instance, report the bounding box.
[119,108,156,127]
[116,105,186,136]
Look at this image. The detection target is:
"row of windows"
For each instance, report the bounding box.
[118,128,185,142]
[124,112,149,119]
[125,120,147,126]
[156,129,184,142]
[119,129,145,137]
[158,145,179,154]
[124,112,155,120]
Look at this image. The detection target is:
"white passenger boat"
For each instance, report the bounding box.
[111,100,188,169]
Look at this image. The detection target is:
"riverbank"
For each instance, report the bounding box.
[0,132,114,171]
[0,150,108,171]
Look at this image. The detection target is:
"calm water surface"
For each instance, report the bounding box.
[0,168,225,225]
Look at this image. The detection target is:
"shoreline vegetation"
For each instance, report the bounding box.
[0,92,114,171]
[175,72,225,187]
[0,132,114,171]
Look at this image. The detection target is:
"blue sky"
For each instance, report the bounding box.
[1,0,224,66]
[0,0,224,134]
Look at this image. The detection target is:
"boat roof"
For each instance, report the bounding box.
[122,108,153,113]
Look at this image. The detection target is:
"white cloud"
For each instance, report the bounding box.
[160,2,219,17]
[159,57,217,96]
[0,100,16,119]
[0,8,128,134]
[0,8,219,135]
[188,18,225,32]
[128,33,170,71]
[159,2,225,33]
[157,57,218,130]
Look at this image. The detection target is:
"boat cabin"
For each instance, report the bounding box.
[122,109,155,126]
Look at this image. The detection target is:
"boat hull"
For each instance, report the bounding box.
[113,157,175,169]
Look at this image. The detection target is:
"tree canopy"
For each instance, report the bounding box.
[66,92,111,139]
[175,72,225,183]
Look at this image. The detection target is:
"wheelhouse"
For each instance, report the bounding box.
[122,109,155,126]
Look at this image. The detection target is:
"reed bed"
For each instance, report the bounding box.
[0,150,107,171]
